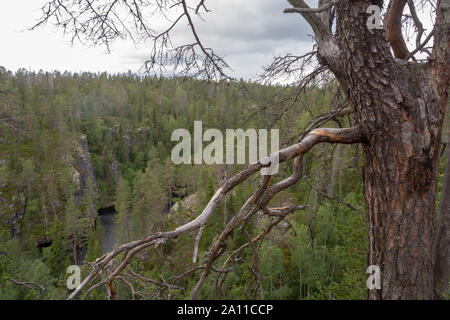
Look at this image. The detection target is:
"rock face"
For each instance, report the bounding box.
[169,194,198,217]
[72,167,82,201]
[73,135,98,204]
[6,192,26,237]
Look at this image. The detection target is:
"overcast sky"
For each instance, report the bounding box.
[0,0,315,80]
[0,1,434,80]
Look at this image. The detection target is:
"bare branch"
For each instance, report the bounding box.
[407,28,435,60]
[117,276,135,300]
[285,0,340,59]
[193,224,205,263]
[294,104,352,143]
[33,0,230,79]
[258,51,318,83]
[190,125,365,299]
[11,279,46,297]
[243,229,263,300]
[125,269,183,291]
[67,124,365,300]
[304,176,363,214]
[284,0,341,14]
[181,0,228,78]
[251,66,329,126]
[407,0,425,49]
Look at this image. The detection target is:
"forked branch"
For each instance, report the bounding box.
[67,124,365,300]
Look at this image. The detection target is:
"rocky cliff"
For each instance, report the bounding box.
[72,135,98,205]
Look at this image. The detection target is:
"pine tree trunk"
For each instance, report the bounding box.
[433,146,450,298]
[362,122,438,299]
[326,0,449,299]
[73,238,78,266]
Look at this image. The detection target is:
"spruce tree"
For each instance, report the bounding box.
[114,177,131,244]
[64,195,87,265]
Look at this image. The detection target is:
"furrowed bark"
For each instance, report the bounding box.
[289,0,448,300]
[431,0,450,297]
[433,146,450,298]
[327,0,449,299]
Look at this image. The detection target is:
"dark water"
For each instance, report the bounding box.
[74,209,118,264]
[99,210,117,254]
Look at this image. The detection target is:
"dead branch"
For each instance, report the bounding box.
[33,0,229,79]
[215,212,298,298]
[294,104,351,143]
[11,279,47,298]
[193,224,205,263]
[407,28,435,60]
[284,0,341,14]
[191,126,365,299]
[285,0,340,60]
[168,264,231,284]
[249,66,328,128]
[117,276,135,300]
[67,124,365,300]
[125,269,183,291]
[304,176,363,214]
[258,51,317,83]
[243,229,264,300]
[81,279,107,300]
[407,0,425,49]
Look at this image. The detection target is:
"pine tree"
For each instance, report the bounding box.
[44,216,68,276]
[162,157,175,209]
[85,229,102,262]
[20,159,37,199]
[82,177,98,240]
[64,195,87,265]
[131,166,166,238]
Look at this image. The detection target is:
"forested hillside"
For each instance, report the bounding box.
[0,67,447,300]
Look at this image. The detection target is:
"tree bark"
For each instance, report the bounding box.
[433,146,450,298]
[287,0,448,299]
[73,238,78,266]
[322,0,449,299]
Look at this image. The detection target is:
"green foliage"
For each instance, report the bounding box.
[64,195,88,264]
[1,69,435,300]
[44,216,69,276]
[0,239,57,299]
[85,229,102,262]
[131,162,166,238]
[115,177,131,244]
